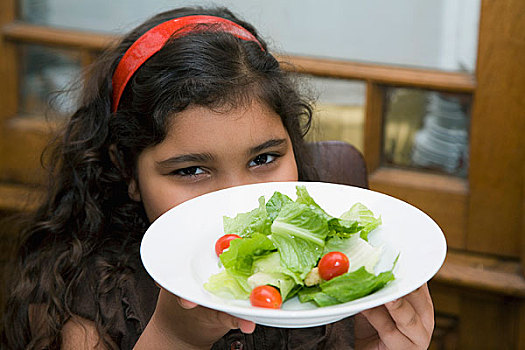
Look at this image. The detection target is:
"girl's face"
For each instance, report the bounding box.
[129,101,299,222]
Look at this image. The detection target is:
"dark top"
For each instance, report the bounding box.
[71,256,355,349]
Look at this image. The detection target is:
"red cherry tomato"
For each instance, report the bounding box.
[215,234,241,256]
[318,251,350,281]
[250,285,282,309]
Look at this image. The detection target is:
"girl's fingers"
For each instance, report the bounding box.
[215,308,256,334]
[354,312,378,340]
[237,319,256,334]
[155,288,255,348]
[402,284,435,333]
[361,285,434,349]
[170,292,256,333]
[361,305,414,349]
[383,296,430,347]
[182,298,255,333]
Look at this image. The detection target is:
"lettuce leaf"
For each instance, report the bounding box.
[327,218,361,238]
[340,203,382,241]
[295,185,332,220]
[270,202,329,279]
[322,267,395,302]
[203,270,250,299]
[298,267,395,306]
[323,233,382,273]
[247,252,299,300]
[251,251,303,284]
[269,233,323,280]
[296,186,364,239]
[219,232,275,276]
[223,196,271,237]
[271,202,329,246]
[296,286,340,307]
[265,191,293,222]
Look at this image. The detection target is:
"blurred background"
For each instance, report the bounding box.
[1,1,524,349]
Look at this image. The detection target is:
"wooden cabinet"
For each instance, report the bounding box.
[1,0,524,348]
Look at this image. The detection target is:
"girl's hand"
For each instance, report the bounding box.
[354,284,434,350]
[136,288,255,349]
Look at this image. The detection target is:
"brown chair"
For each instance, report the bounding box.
[306,141,368,189]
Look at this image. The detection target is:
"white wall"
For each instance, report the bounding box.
[22,0,480,72]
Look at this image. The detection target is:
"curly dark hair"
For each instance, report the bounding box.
[1,6,315,349]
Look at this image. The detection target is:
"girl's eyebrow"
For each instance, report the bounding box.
[156,152,214,167]
[156,138,287,168]
[249,138,287,155]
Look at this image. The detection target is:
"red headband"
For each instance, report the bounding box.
[111,15,263,112]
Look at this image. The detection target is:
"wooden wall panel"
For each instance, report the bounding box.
[458,292,519,349]
[0,0,18,176]
[466,0,525,257]
[0,0,16,117]
[429,279,525,350]
[363,82,384,172]
[369,168,468,249]
[522,155,525,276]
[518,301,525,350]
[0,118,54,184]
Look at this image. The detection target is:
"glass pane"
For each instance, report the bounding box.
[382,88,471,177]
[20,0,480,73]
[18,44,82,117]
[305,77,365,152]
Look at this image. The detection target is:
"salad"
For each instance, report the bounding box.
[204,185,396,309]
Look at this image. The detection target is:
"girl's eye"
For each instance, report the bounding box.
[249,153,277,167]
[172,166,205,177]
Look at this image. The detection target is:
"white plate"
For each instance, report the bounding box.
[140,181,447,328]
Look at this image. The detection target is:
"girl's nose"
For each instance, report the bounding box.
[215,171,261,192]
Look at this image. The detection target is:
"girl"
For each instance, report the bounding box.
[1,6,434,350]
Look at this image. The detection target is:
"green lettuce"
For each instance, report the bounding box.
[247,252,299,300]
[205,185,394,307]
[323,233,382,273]
[340,203,382,241]
[219,232,275,276]
[223,196,271,237]
[295,185,332,220]
[296,185,367,239]
[271,202,329,246]
[203,270,250,299]
[298,267,395,307]
[265,191,294,222]
[270,202,328,279]
[327,218,361,238]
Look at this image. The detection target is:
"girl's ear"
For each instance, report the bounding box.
[127,179,142,202]
[109,144,141,202]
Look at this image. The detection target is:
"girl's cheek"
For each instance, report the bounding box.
[143,186,208,222]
